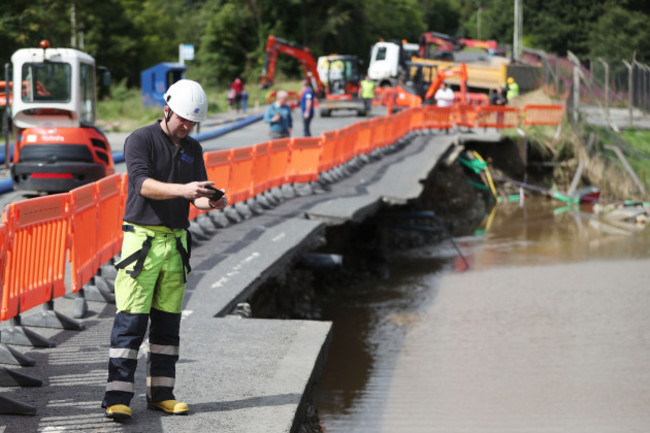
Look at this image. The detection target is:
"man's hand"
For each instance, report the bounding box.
[208,194,227,210]
[180,181,217,200]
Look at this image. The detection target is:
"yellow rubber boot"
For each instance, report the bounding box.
[147,400,189,415]
[105,404,132,421]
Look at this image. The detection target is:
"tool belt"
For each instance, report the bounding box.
[115,224,192,282]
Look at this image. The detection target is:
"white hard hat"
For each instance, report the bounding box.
[163,79,208,122]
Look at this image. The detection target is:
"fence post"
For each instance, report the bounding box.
[554,56,560,95]
[623,59,634,127]
[598,58,610,127]
[641,63,650,113]
[567,51,582,124]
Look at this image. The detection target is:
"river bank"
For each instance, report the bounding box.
[248,138,650,430]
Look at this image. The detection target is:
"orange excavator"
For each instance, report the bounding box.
[260,35,323,93]
[419,31,504,59]
[392,61,467,109]
[260,35,368,117]
[1,40,114,192]
[418,32,462,60]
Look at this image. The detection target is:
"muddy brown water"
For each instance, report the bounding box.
[313,197,650,432]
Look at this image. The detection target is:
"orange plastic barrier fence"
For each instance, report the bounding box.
[422,106,453,130]
[252,142,271,196]
[399,109,412,138]
[69,183,98,293]
[476,106,520,129]
[288,137,322,184]
[1,194,70,321]
[453,104,478,129]
[229,146,255,204]
[393,109,409,142]
[355,120,373,155]
[318,130,338,173]
[455,92,489,106]
[369,117,385,149]
[0,224,7,318]
[117,174,129,247]
[382,112,392,145]
[522,104,565,126]
[332,127,346,167]
[96,174,123,265]
[409,107,424,131]
[339,123,358,163]
[268,138,292,189]
[204,149,233,203]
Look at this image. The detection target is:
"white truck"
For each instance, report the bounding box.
[367,40,419,87]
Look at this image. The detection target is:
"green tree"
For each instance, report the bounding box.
[0,1,71,62]
[458,0,512,41]
[421,0,461,36]
[588,3,649,63]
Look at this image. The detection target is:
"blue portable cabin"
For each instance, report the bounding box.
[141,62,187,108]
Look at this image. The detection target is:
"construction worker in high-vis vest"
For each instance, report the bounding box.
[102,79,227,422]
[506,76,519,102]
[359,75,376,115]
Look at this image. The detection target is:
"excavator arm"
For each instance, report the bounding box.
[424,62,467,102]
[260,35,324,93]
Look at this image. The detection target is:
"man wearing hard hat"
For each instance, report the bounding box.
[101,79,227,422]
[506,76,519,101]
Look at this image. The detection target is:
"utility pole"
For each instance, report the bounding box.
[513,0,522,61]
[70,2,76,48]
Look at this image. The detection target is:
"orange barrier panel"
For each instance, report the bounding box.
[398,109,409,137]
[455,92,489,106]
[115,174,129,248]
[476,106,520,129]
[385,115,398,147]
[96,174,123,265]
[355,120,373,155]
[204,149,233,203]
[340,123,358,163]
[252,142,271,196]
[522,104,565,126]
[0,224,7,321]
[453,104,478,129]
[318,131,338,173]
[69,183,98,293]
[369,117,384,150]
[268,138,291,189]
[409,106,424,131]
[393,110,411,143]
[1,194,70,321]
[422,106,453,130]
[229,146,255,204]
[332,127,346,167]
[384,112,397,145]
[289,137,322,184]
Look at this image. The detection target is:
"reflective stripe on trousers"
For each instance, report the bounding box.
[102,308,181,407]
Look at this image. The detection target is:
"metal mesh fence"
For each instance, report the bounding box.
[522,48,649,199]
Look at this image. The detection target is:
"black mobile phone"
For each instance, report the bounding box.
[205,185,225,201]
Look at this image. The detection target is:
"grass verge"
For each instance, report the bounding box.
[96,78,302,132]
